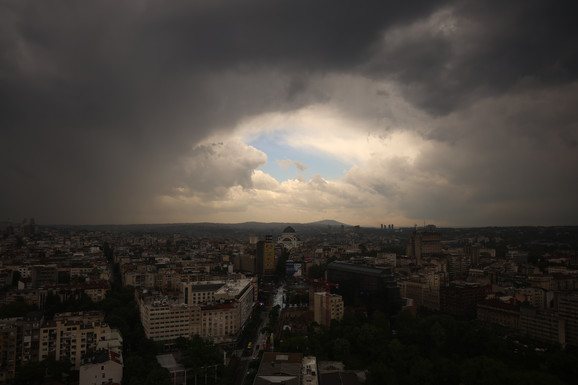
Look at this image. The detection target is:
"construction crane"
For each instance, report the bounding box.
[302,277,339,326]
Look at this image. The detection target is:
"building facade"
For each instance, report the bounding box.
[79,350,123,385]
[0,311,119,384]
[406,225,442,265]
[257,238,276,277]
[139,278,255,342]
[313,293,344,326]
[440,281,488,318]
[327,262,401,315]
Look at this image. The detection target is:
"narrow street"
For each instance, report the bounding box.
[233,283,285,385]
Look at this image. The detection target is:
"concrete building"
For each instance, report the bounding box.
[440,281,488,318]
[233,254,256,274]
[139,295,202,341]
[140,278,255,343]
[253,352,304,385]
[313,293,344,326]
[559,292,578,347]
[181,281,225,305]
[30,264,58,288]
[122,267,156,289]
[0,319,20,383]
[79,350,123,385]
[447,253,471,281]
[327,262,401,315]
[406,225,442,266]
[0,311,118,384]
[200,302,238,341]
[214,279,255,331]
[156,354,186,385]
[423,287,441,311]
[519,307,565,347]
[398,281,425,309]
[257,237,276,277]
[477,299,520,330]
[40,311,114,369]
[302,356,318,385]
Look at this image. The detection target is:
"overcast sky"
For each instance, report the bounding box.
[2,0,577,227]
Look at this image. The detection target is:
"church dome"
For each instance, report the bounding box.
[283,226,296,233]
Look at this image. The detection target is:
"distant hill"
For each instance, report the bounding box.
[40,220,349,237]
[305,219,345,226]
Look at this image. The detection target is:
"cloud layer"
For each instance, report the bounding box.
[1,0,577,226]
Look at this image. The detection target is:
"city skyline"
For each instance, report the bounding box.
[1,1,577,227]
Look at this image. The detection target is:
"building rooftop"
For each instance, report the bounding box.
[214,278,252,300]
[156,353,185,373]
[327,262,393,277]
[254,352,303,385]
[82,350,122,365]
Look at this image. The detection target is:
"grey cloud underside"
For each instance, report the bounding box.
[1,0,577,224]
[362,0,578,115]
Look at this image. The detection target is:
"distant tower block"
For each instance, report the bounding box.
[257,236,276,277]
[406,225,442,266]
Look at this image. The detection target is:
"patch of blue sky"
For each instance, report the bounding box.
[248,132,351,182]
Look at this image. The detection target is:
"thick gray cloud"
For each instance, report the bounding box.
[362,0,578,115]
[1,0,577,225]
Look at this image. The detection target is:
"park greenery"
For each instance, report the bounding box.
[278,310,578,385]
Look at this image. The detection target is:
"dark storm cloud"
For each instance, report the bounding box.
[2,0,577,226]
[0,0,448,223]
[138,0,445,71]
[363,0,578,115]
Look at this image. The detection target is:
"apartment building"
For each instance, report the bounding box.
[139,296,202,341]
[200,302,238,340]
[559,292,578,347]
[79,350,123,385]
[406,225,443,265]
[477,299,520,330]
[181,281,224,305]
[0,319,20,383]
[122,267,156,289]
[154,269,182,292]
[40,311,113,370]
[398,281,425,308]
[30,264,59,288]
[139,278,255,342]
[519,307,565,347]
[313,293,344,326]
[0,311,119,383]
[440,281,489,318]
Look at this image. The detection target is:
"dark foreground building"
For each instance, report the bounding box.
[327,262,402,315]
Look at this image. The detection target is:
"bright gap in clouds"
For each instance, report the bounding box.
[247,130,351,182]
[240,105,423,186]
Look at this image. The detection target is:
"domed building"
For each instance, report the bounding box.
[277,226,303,250]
